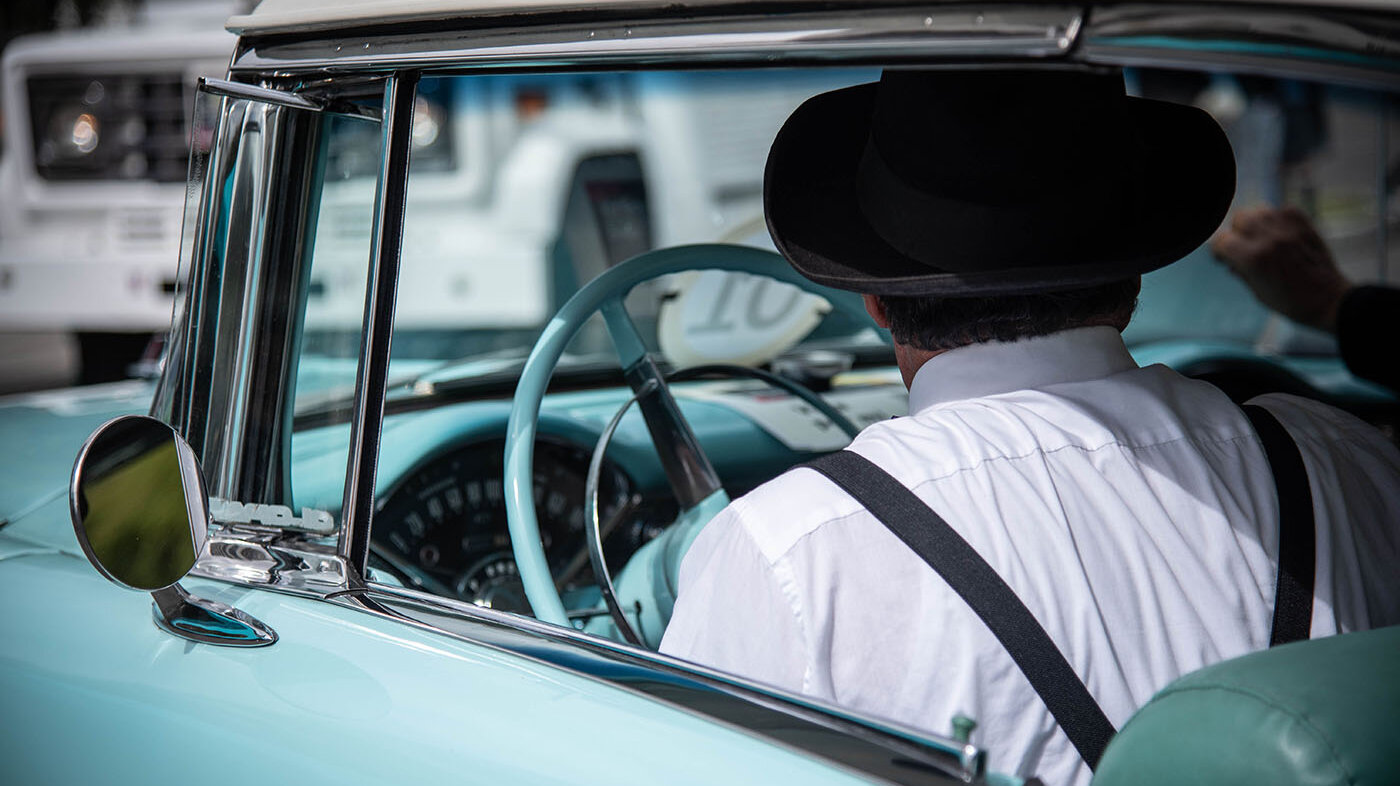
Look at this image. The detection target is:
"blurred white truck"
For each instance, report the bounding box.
[1,8,857,379]
[0,8,236,383]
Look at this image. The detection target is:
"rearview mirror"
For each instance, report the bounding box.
[70,415,276,647]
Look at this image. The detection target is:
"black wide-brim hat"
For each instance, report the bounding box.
[765,68,1236,296]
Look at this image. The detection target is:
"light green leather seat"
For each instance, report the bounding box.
[1093,626,1400,785]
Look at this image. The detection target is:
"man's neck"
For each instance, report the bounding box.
[895,342,945,389]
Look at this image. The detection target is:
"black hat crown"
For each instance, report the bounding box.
[765,68,1236,296]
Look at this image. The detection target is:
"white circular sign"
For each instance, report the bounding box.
[657,270,831,369]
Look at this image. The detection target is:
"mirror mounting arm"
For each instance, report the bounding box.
[152,582,278,648]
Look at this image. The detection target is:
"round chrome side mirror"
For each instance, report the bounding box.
[70,415,207,591]
[70,415,275,647]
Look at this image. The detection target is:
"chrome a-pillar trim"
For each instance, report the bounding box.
[339,71,421,581]
[230,6,1083,73]
[156,91,248,446]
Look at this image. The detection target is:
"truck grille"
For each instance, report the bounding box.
[28,72,191,183]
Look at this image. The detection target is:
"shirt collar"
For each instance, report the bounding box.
[907,326,1139,414]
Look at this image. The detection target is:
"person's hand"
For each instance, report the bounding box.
[1210,205,1353,333]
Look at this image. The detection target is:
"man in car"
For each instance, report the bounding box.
[659,69,1400,786]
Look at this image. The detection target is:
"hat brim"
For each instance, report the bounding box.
[764,81,1236,296]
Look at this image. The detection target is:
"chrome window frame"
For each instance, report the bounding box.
[327,582,987,783]
[1079,4,1400,91]
[226,2,1400,89]
[339,71,420,582]
[160,75,394,593]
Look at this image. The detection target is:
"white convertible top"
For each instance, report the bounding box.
[227,0,1400,36]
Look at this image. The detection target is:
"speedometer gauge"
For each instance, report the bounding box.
[372,438,635,609]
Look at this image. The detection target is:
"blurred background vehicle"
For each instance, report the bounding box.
[0,0,239,389]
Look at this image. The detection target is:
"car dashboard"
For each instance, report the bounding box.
[289,371,911,610]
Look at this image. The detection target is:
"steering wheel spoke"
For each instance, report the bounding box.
[624,356,724,507]
[600,296,648,367]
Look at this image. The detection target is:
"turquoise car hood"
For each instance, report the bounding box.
[0,380,153,535]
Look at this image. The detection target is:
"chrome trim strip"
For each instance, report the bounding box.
[211,102,272,498]
[338,71,420,579]
[332,582,985,784]
[199,77,327,111]
[230,7,1083,74]
[163,94,246,451]
[1080,5,1400,90]
[180,528,980,779]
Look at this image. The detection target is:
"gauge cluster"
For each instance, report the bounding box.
[372,438,666,611]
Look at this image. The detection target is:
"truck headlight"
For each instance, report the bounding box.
[58,109,100,156]
[28,73,185,182]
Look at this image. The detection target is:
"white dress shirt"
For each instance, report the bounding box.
[660,326,1400,786]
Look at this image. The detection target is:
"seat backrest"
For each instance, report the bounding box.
[1092,625,1400,786]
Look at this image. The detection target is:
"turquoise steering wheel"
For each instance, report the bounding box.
[504,244,875,637]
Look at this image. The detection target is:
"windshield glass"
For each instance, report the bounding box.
[271,60,1398,644]
[293,66,1397,413]
[297,69,883,406]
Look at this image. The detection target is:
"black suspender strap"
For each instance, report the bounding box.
[1241,404,1316,646]
[801,411,1315,770]
[802,450,1118,770]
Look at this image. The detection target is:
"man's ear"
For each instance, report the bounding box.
[863,293,890,329]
